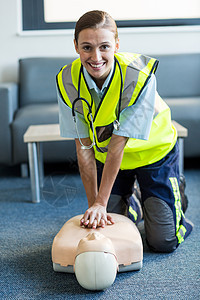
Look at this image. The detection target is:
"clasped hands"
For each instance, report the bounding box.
[80,203,115,229]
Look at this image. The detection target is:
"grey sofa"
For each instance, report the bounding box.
[0,54,200,170]
[0,57,76,168]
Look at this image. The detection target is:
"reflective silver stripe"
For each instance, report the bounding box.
[62,64,84,115]
[179,226,185,238]
[169,177,182,233]
[122,66,138,110]
[95,145,108,153]
[62,64,76,99]
[177,225,187,244]
[121,55,151,110]
[129,54,151,71]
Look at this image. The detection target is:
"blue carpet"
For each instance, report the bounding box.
[0,163,199,300]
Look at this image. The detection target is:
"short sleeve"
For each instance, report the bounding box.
[113,74,156,140]
[57,91,89,138]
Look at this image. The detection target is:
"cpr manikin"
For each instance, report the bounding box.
[52,213,143,290]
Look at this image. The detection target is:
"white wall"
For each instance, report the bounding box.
[0,0,200,83]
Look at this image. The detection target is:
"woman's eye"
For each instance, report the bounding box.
[101,45,109,50]
[83,46,91,51]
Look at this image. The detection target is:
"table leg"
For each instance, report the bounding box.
[178,137,184,175]
[28,142,40,203]
[37,142,44,188]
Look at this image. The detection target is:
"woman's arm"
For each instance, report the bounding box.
[75,137,110,228]
[75,137,98,208]
[97,134,128,206]
[80,134,128,228]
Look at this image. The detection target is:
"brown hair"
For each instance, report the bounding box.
[74,10,118,44]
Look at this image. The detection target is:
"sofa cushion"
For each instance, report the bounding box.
[12,103,76,164]
[19,57,75,106]
[165,97,200,121]
[156,54,200,98]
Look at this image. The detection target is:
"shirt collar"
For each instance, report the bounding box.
[83,62,114,94]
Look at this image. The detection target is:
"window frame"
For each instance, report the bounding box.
[20,0,200,32]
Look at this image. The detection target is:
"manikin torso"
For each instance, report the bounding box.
[52,213,143,271]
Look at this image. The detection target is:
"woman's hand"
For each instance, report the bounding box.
[80,203,115,229]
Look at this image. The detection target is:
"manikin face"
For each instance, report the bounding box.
[74,28,119,89]
[76,232,116,256]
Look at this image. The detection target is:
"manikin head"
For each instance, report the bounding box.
[74,232,118,290]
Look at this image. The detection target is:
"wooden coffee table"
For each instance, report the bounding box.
[24,121,187,203]
[24,124,73,203]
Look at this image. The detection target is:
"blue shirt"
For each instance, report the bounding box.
[57,66,156,140]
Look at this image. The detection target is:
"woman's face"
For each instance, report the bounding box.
[74,28,119,89]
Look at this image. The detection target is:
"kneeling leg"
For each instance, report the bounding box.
[143,197,191,253]
[144,197,177,252]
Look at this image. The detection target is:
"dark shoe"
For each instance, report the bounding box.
[179,175,188,213]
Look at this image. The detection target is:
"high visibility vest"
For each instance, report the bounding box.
[57,52,177,170]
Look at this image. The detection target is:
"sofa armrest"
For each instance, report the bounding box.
[0,83,19,164]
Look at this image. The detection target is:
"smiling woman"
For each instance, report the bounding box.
[20,0,200,32]
[56,10,193,251]
[73,11,119,89]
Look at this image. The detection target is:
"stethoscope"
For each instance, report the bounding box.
[72,57,123,150]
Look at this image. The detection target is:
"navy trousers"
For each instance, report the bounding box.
[97,142,193,252]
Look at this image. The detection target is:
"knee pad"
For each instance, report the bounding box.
[143,197,177,253]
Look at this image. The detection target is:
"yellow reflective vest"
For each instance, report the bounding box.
[57,52,177,170]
